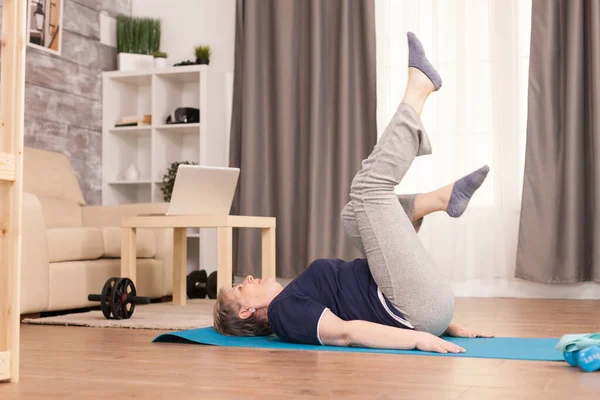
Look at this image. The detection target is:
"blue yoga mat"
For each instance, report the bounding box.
[153,327,563,361]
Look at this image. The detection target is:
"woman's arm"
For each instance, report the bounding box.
[318,310,466,354]
[444,322,495,338]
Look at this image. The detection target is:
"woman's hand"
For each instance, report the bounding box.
[444,323,495,338]
[414,331,466,354]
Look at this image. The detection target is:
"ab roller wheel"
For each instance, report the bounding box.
[88,277,150,320]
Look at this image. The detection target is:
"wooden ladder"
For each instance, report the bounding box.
[0,0,27,383]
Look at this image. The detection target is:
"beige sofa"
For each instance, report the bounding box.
[21,147,174,314]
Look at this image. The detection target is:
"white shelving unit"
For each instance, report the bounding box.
[101,65,229,274]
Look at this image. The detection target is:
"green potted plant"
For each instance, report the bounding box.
[194,45,212,65]
[161,161,198,202]
[153,50,168,68]
[116,15,161,71]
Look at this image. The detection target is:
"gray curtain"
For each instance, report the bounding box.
[229,0,376,278]
[516,0,600,283]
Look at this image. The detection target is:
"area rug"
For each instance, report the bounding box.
[22,300,215,330]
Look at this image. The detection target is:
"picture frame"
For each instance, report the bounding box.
[26,0,64,55]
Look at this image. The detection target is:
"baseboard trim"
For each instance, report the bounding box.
[453,278,600,299]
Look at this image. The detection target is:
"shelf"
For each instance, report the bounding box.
[103,65,204,85]
[154,123,200,134]
[153,73,201,126]
[103,79,152,130]
[108,180,152,185]
[105,181,152,204]
[153,128,200,182]
[109,126,152,136]
[105,71,153,86]
[102,65,210,86]
[102,63,227,272]
[155,65,203,83]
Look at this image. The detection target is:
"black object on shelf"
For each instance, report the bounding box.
[166,107,200,124]
[173,60,201,66]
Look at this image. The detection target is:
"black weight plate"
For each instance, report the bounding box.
[100,277,120,319]
[187,270,207,299]
[110,278,136,320]
[121,277,137,319]
[207,271,217,299]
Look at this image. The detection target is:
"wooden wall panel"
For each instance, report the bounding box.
[61,30,118,72]
[25,50,100,100]
[25,85,102,131]
[63,0,101,40]
[71,0,131,17]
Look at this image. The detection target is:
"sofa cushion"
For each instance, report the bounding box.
[23,147,86,206]
[47,227,104,262]
[39,197,83,228]
[102,227,157,258]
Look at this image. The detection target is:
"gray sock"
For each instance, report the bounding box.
[407,32,442,91]
[447,165,490,218]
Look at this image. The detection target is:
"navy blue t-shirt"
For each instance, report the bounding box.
[267,258,413,345]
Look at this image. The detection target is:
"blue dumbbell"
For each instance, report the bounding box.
[578,346,600,373]
[563,350,580,367]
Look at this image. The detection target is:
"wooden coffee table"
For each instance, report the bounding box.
[120,215,276,305]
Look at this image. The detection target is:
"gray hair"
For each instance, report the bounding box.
[213,289,273,336]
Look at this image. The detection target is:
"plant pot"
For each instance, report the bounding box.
[195,58,210,65]
[117,53,154,71]
[153,57,167,68]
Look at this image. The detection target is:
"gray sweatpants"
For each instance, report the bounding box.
[341,102,454,336]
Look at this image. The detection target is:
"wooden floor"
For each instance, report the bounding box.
[0,298,599,399]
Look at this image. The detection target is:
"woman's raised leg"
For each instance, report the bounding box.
[342,33,489,336]
[345,33,490,335]
[347,32,448,335]
[342,172,490,256]
[342,186,458,254]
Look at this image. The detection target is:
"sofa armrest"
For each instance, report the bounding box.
[21,192,50,314]
[81,203,173,297]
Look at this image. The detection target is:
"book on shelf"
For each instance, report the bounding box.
[115,114,151,127]
[114,121,151,127]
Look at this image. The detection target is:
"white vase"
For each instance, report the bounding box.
[117,53,154,71]
[154,57,167,68]
[124,164,140,181]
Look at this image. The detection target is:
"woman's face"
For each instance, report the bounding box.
[228,275,283,316]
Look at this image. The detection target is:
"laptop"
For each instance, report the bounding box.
[147,165,240,216]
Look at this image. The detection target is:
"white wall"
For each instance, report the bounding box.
[131,0,236,75]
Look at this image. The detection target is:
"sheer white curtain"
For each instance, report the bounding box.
[375,0,532,283]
